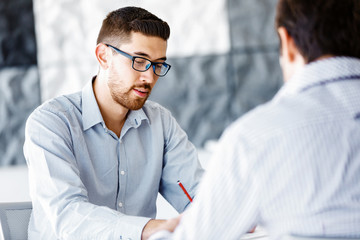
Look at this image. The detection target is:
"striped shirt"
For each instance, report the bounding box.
[24,80,204,240]
[151,57,360,239]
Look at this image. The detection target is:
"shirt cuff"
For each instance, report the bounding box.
[113,215,151,240]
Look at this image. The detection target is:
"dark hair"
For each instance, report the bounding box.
[96,7,170,45]
[275,0,360,63]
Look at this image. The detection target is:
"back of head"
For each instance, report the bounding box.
[97,6,170,45]
[275,0,360,63]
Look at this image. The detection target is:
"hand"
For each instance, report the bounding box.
[141,215,182,240]
[248,226,256,233]
[141,219,166,240]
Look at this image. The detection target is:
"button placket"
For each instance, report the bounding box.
[118,137,127,211]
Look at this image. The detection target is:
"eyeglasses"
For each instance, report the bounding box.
[105,44,171,77]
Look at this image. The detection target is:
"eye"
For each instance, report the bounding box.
[134,58,147,64]
[155,63,163,70]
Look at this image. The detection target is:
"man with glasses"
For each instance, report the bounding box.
[24,7,203,240]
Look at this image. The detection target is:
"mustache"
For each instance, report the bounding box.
[133,84,151,90]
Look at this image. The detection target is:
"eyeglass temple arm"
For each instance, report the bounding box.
[105,44,133,60]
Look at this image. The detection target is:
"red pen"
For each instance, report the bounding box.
[177,180,193,202]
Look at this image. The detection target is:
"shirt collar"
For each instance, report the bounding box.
[82,77,104,131]
[274,56,360,101]
[82,77,150,131]
[125,106,150,129]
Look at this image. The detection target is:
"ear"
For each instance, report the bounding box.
[95,43,111,70]
[277,26,298,63]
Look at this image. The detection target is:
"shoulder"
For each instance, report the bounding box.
[141,101,184,137]
[35,92,81,114]
[27,91,82,126]
[225,95,325,143]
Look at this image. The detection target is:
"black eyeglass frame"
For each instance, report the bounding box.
[105,44,171,77]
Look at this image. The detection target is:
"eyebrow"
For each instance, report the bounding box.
[133,51,167,61]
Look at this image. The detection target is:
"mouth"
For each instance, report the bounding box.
[133,88,149,98]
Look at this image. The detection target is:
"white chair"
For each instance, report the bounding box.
[0,202,32,240]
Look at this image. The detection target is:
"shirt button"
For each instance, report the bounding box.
[120,170,125,175]
[118,202,123,207]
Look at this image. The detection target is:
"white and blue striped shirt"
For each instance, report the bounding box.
[151,57,360,239]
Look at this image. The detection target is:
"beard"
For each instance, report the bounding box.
[108,81,152,110]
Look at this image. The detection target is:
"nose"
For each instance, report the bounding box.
[140,65,157,83]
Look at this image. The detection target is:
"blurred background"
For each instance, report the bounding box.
[0,0,282,167]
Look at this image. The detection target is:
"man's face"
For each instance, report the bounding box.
[107,32,168,110]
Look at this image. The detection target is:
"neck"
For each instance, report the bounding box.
[312,54,335,62]
[93,75,128,137]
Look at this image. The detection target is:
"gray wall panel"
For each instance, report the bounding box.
[0,66,40,166]
[229,50,283,119]
[0,0,37,67]
[150,54,232,146]
[0,0,39,166]
[228,0,279,48]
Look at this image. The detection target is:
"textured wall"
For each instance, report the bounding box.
[151,0,283,145]
[0,0,40,166]
[34,0,282,148]
[0,0,283,166]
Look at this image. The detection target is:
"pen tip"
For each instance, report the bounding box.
[177,180,180,183]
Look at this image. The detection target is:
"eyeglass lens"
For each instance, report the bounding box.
[132,57,169,76]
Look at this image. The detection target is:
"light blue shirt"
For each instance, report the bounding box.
[150,57,360,240]
[23,80,204,240]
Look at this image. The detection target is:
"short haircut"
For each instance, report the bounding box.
[275,0,360,63]
[96,6,170,46]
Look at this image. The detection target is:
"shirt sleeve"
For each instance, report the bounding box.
[152,125,260,239]
[158,108,204,213]
[148,230,173,240]
[24,107,150,240]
